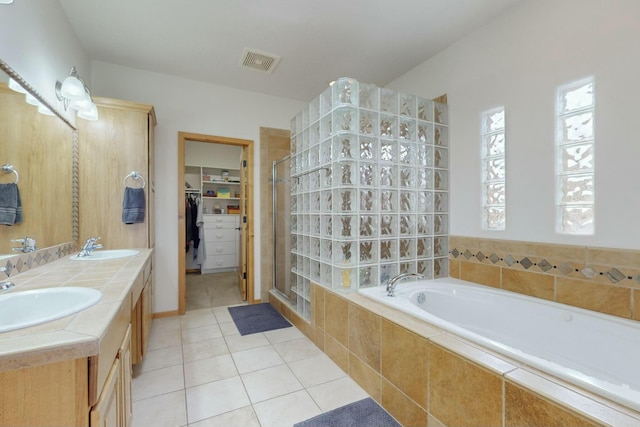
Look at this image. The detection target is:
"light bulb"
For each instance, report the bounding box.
[8,78,26,94]
[60,75,85,100]
[25,93,40,106]
[70,89,92,111]
[77,102,99,121]
[37,103,55,116]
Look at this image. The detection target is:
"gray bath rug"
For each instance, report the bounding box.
[294,398,402,427]
[227,303,292,336]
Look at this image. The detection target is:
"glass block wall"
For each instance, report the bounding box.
[289,77,449,319]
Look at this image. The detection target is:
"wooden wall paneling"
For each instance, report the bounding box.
[77,97,155,249]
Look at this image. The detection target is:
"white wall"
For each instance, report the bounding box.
[91,61,305,312]
[185,141,242,170]
[0,0,89,123]
[388,0,640,250]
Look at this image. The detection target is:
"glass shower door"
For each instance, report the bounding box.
[272,156,292,301]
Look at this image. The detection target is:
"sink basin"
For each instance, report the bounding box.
[0,287,102,333]
[70,249,140,261]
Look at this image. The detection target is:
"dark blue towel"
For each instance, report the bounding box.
[122,186,145,224]
[0,183,22,226]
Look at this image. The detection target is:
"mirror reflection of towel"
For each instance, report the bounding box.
[0,183,23,226]
[122,186,145,224]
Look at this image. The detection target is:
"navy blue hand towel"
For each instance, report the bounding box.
[122,186,145,224]
[0,183,23,226]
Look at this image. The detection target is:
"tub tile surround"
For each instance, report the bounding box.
[450,236,640,321]
[270,284,640,427]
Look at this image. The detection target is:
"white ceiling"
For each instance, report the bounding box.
[59,0,522,102]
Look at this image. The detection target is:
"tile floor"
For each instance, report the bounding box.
[132,305,370,427]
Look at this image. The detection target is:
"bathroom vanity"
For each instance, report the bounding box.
[0,249,153,427]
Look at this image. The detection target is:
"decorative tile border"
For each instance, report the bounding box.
[449,236,640,289]
[0,242,76,280]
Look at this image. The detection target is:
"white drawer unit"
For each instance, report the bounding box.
[201,215,240,273]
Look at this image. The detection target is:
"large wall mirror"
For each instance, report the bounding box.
[0,59,77,255]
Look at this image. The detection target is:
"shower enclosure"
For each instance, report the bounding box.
[272,155,292,301]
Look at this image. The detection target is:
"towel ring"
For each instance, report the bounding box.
[124,171,145,188]
[1,164,18,184]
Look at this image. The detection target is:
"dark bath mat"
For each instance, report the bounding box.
[228,303,292,336]
[294,398,402,427]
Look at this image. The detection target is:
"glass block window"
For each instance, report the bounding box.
[556,77,594,234]
[481,107,506,230]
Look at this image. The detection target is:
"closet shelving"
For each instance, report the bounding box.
[185,166,241,213]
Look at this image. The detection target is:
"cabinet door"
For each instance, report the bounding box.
[78,98,155,250]
[118,326,132,427]
[90,359,120,427]
[142,275,153,355]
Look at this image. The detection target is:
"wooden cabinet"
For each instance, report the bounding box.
[90,322,132,427]
[118,326,132,427]
[77,97,156,249]
[0,259,150,427]
[131,257,153,365]
[90,357,120,427]
[201,215,240,273]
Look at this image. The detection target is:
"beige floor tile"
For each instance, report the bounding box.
[307,376,369,412]
[212,306,234,323]
[181,324,223,344]
[135,345,183,374]
[184,354,238,388]
[241,364,303,403]
[187,406,260,427]
[263,325,304,344]
[252,390,322,427]
[131,390,187,427]
[180,309,217,330]
[151,316,182,333]
[132,364,184,401]
[289,352,347,388]
[232,345,284,374]
[147,325,182,351]
[273,337,322,363]
[224,332,270,353]
[182,337,229,363]
[185,376,250,424]
[219,321,240,336]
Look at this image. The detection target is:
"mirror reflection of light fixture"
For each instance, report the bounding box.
[37,103,55,116]
[25,92,40,106]
[55,66,99,121]
[8,78,26,94]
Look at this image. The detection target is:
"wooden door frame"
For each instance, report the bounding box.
[177,131,255,315]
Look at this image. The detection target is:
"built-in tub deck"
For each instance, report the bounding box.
[353,278,640,426]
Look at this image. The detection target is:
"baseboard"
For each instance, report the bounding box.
[153,310,179,319]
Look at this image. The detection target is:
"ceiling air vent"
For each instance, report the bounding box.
[240,48,281,74]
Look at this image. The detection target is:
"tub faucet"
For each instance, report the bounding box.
[386,272,425,297]
[78,237,103,257]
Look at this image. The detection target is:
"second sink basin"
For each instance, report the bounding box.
[70,249,140,261]
[0,287,103,333]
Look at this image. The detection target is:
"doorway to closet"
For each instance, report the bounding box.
[177,132,255,315]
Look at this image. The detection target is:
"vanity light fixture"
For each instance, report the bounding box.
[8,78,26,94]
[0,0,15,4]
[55,66,98,121]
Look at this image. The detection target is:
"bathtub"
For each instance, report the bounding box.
[359,277,640,413]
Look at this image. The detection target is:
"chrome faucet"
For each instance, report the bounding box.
[11,236,36,253]
[386,272,425,297]
[0,281,14,293]
[78,237,103,257]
